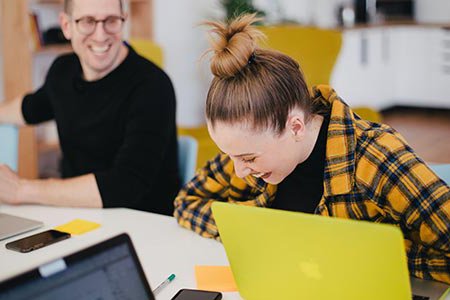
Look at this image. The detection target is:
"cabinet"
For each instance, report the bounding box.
[0,0,153,179]
[331,27,394,108]
[331,25,450,110]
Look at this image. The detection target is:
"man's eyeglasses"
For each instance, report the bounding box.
[73,15,125,35]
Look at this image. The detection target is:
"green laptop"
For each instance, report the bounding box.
[212,202,413,300]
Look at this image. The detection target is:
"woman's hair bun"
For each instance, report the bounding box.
[204,13,265,79]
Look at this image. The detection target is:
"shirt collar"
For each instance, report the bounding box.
[312,85,357,196]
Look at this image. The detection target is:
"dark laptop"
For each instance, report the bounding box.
[0,233,155,300]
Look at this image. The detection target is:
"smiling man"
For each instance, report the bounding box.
[0,0,180,215]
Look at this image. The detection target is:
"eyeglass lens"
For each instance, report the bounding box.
[75,16,124,34]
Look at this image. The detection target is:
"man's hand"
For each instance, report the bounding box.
[0,164,21,204]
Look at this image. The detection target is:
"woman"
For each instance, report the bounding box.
[174,14,450,284]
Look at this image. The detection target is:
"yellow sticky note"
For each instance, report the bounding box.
[54,219,101,235]
[195,265,237,292]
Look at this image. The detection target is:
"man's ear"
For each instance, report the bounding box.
[287,113,306,142]
[59,12,72,40]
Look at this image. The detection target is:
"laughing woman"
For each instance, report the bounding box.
[174,14,450,284]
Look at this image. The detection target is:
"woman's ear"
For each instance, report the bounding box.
[287,112,306,142]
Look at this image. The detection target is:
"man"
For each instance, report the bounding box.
[0,0,179,215]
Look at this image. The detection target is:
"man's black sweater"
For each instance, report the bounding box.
[22,45,180,215]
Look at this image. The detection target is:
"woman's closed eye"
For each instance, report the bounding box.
[242,157,256,163]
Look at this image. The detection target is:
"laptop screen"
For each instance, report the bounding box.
[0,233,154,300]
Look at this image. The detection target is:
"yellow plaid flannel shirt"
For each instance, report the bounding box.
[174,85,450,284]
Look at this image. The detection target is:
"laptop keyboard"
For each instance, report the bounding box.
[412,295,430,300]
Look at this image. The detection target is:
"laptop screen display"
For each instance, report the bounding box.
[0,234,154,300]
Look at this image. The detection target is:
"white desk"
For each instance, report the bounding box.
[1,205,449,300]
[0,205,239,300]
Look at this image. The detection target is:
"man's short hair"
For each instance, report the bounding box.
[64,0,124,14]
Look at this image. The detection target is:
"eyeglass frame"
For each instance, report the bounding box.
[72,15,126,35]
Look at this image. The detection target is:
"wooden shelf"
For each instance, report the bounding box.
[37,141,60,153]
[33,44,72,55]
[30,0,62,4]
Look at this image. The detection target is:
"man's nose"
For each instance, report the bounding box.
[91,21,108,39]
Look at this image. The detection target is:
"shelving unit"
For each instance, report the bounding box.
[33,44,72,55]
[0,0,153,178]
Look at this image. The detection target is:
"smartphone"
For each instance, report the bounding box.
[5,229,71,253]
[171,289,222,300]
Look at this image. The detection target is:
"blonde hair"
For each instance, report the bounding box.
[204,13,327,135]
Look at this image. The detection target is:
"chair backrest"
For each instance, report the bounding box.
[178,135,198,185]
[128,38,164,68]
[259,26,342,87]
[352,107,383,123]
[429,164,450,184]
[258,26,382,123]
[0,124,19,171]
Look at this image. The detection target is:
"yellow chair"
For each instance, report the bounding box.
[260,26,342,88]
[352,107,382,123]
[259,25,382,123]
[128,38,164,69]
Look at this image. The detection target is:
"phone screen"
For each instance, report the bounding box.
[5,230,71,253]
[171,289,222,300]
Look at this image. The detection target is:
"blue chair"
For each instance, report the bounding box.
[178,135,198,185]
[0,124,18,171]
[429,164,450,185]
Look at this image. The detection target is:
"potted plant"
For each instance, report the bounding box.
[221,0,265,21]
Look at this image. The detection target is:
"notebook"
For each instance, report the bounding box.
[212,202,449,300]
[0,213,43,241]
[0,233,155,300]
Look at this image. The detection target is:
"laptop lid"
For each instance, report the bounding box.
[0,213,43,241]
[0,233,155,300]
[212,202,412,300]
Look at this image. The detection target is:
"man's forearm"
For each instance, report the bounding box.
[0,96,26,126]
[17,174,103,208]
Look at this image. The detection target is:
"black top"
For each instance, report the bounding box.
[22,45,180,215]
[272,115,330,213]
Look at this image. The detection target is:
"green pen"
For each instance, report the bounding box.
[152,273,176,295]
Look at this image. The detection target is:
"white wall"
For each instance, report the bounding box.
[415,0,450,23]
[254,0,352,27]
[153,0,223,127]
[29,3,61,32]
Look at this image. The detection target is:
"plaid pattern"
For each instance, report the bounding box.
[174,85,450,284]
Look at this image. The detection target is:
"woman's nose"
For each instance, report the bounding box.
[234,160,252,178]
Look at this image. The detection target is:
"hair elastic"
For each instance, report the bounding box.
[248,53,256,65]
